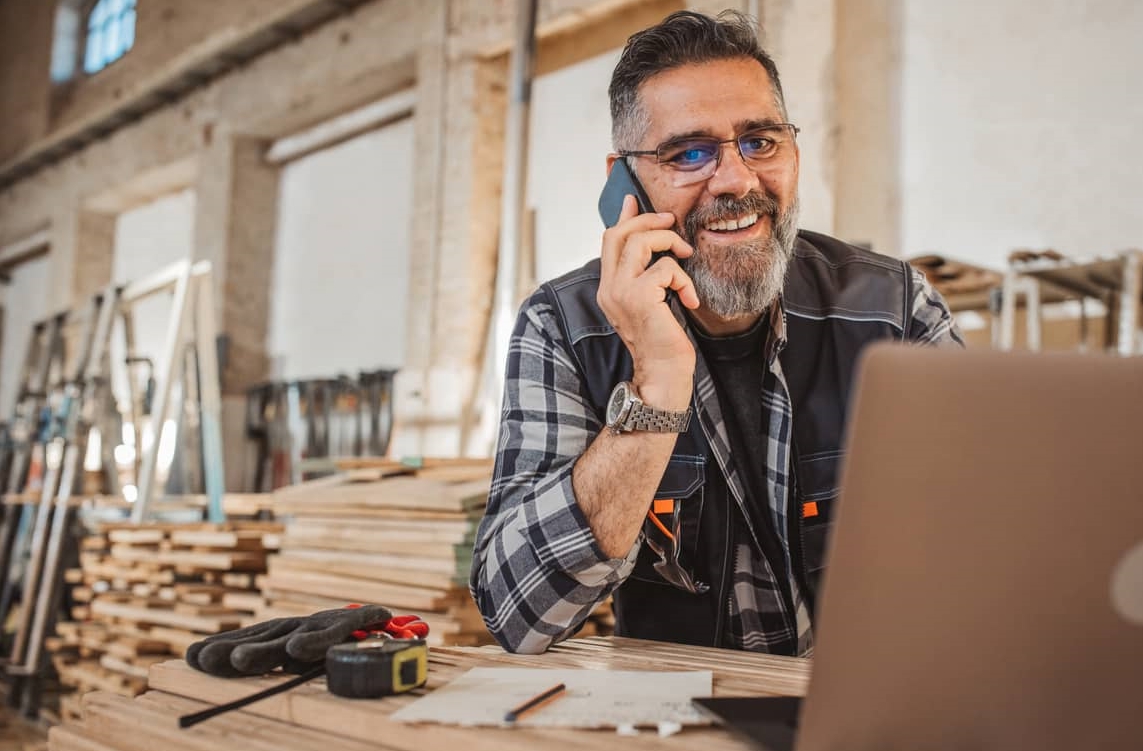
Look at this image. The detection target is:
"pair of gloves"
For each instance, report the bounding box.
[187,604,428,677]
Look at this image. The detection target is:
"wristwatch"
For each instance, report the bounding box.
[605,381,692,434]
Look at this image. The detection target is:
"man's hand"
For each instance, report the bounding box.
[596,194,700,410]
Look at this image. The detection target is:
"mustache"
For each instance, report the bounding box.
[682,191,781,243]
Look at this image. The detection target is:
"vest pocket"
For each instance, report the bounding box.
[632,454,708,593]
[796,450,842,574]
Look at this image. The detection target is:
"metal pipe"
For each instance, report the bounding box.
[132,263,193,523]
[119,259,210,303]
[475,0,538,455]
[1118,250,1141,356]
[193,271,226,523]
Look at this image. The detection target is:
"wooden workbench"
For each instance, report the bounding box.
[48,636,811,750]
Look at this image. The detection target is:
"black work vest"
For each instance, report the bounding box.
[541,230,916,648]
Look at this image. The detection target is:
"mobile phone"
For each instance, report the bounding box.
[598,159,655,228]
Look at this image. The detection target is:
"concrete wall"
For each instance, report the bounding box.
[0,0,55,164]
[899,0,1143,267]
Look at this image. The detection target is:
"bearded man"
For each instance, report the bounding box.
[470,10,962,656]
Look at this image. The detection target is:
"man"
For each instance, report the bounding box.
[470,10,962,656]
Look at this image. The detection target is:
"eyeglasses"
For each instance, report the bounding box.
[618,123,800,187]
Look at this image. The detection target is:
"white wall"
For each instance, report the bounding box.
[110,188,196,411]
[267,118,414,380]
[527,49,621,284]
[0,255,51,418]
[900,0,1143,268]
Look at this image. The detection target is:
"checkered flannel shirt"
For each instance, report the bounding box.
[470,265,963,655]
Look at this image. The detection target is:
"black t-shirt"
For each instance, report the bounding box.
[692,317,773,546]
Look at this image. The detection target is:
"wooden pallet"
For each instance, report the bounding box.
[49,522,281,705]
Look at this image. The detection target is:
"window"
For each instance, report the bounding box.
[83,0,136,75]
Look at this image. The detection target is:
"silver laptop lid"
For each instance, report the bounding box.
[797,345,1143,751]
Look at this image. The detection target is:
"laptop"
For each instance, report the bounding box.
[695,344,1143,750]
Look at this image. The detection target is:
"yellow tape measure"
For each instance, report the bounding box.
[325,638,428,698]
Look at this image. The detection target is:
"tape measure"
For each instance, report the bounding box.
[325,638,428,699]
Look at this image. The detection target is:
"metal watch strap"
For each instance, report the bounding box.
[626,402,692,432]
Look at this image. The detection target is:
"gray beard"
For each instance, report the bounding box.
[682,194,800,319]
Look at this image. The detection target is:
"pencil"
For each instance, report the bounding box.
[504,682,567,722]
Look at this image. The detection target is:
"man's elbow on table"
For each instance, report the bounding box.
[473,600,561,655]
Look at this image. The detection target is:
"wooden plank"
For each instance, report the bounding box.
[289,518,473,543]
[75,690,378,751]
[280,530,471,560]
[219,572,254,589]
[293,515,475,534]
[58,662,146,697]
[269,553,462,590]
[104,637,170,659]
[260,570,460,612]
[90,599,242,634]
[278,506,483,522]
[48,725,121,751]
[107,544,265,570]
[274,477,489,514]
[219,591,265,612]
[107,530,166,545]
[168,529,275,550]
[99,654,167,681]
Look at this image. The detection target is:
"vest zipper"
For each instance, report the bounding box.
[790,439,815,621]
[712,494,733,647]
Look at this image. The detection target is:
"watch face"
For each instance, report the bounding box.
[606,382,630,426]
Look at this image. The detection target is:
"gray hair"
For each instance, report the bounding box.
[609,10,787,152]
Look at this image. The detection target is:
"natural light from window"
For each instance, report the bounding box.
[83,0,136,74]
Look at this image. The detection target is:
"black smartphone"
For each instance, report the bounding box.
[597,159,678,276]
[598,158,655,228]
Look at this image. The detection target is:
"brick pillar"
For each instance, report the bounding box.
[393,1,501,459]
[192,133,280,489]
[44,205,115,310]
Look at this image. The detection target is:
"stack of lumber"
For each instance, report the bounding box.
[45,636,812,751]
[242,460,493,646]
[46,522,281,700]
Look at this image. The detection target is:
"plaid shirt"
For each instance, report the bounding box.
[470,264,963,655]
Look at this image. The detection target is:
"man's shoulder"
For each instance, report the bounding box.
[543,257,603,292]
[791,230,906,275]
[785,230,911,327]
[525,257,614,346]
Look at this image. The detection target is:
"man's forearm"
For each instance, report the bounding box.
[572,426,681,559]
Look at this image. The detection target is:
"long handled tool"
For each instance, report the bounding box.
[4,290,117,714]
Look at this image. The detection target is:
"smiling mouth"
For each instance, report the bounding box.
[703,212,760,233]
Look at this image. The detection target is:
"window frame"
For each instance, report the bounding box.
[81,0,137,76]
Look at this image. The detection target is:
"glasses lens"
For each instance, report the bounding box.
[658,139,719,172]
[738,126,788,161]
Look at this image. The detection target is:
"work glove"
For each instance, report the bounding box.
[186,604,393,677]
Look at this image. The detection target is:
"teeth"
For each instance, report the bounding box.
[705,213,759,232]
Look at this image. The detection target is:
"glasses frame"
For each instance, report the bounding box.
[618,123,801,184]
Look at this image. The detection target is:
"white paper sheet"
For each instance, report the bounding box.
[390,667,714,729]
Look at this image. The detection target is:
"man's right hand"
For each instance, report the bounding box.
[596,194,700,410]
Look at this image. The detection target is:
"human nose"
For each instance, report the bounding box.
[704,140,759,198]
